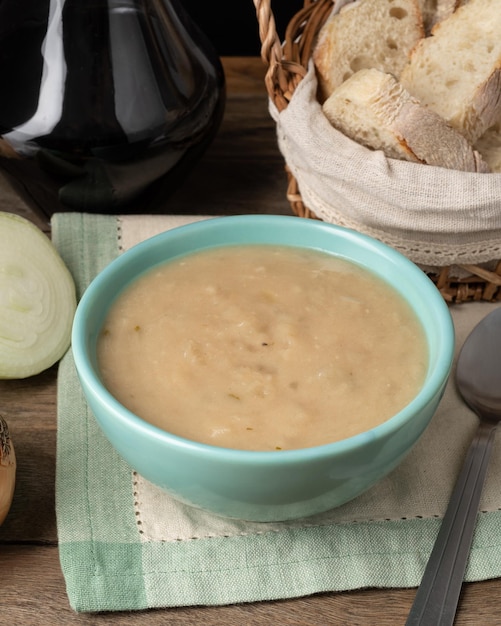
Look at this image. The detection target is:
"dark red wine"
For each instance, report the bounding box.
[0,0,225,219]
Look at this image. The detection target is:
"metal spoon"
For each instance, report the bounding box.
[406,307,501,626]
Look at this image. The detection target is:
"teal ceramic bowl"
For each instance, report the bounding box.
[71,215,454,522]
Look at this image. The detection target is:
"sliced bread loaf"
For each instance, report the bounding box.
[400,0,501,144]
[313,0,424,101]
[322,68,490,172]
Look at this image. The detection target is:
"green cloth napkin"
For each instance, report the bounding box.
[53,212,501,613]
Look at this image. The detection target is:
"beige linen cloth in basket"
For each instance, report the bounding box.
[270,60,501,273]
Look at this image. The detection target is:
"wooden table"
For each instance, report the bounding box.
[1,57,499,626]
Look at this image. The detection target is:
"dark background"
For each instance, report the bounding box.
[183,1,304,56]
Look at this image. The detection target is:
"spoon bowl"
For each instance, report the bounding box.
[456,308,501,419]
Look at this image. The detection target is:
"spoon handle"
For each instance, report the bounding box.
[406,420,498,626]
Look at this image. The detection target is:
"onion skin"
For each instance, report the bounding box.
[0,415,16,526]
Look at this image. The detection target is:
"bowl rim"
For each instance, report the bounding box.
[71,214,455,463]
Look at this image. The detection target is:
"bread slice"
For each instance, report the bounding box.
[313,0,424,101]
[400,0,501,144]
[475,122,501,172]
[322,68,490,172]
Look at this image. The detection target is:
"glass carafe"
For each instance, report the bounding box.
[0,0,225,220]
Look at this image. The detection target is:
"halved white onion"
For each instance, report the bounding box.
[0,212,76,379]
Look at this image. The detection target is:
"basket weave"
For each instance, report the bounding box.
[253,0,501,303]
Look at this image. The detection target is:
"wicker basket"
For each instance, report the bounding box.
[253,0,501,303]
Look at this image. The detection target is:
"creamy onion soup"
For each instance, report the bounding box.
[97,245,428,451]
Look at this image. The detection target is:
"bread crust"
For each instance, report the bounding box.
[418,0,465,33]
[475,122,501,172]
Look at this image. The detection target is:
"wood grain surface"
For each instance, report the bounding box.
[0,57,500,626]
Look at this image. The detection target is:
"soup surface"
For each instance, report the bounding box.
[97,245,428,451]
